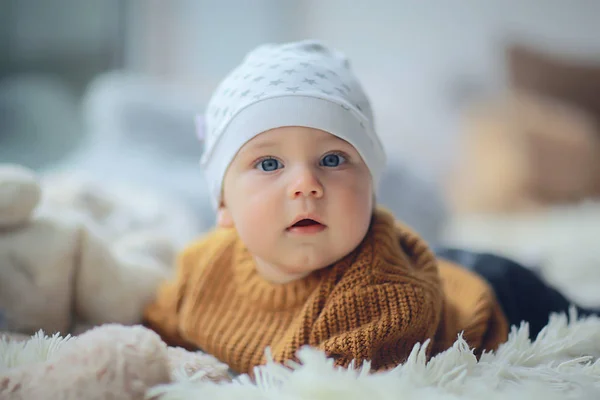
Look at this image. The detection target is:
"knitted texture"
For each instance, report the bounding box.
[144,208,508,374]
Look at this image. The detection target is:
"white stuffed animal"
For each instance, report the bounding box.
[0,163,190,336]
[1,323,232,399]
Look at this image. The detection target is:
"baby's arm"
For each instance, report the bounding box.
[143,242,202,350]
[311,280,442,371]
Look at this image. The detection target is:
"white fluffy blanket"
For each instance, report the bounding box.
[3,310,600,399]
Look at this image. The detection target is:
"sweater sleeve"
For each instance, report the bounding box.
[433,259,509,356]
[310,280,443,371]
[143,241,203,350]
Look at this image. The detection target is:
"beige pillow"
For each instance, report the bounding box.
[445,91,600,213]
[508,45,600,120]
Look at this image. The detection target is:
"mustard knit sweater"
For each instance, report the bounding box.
[144,208,508,374]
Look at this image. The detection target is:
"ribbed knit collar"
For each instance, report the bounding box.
[231,207,401,310]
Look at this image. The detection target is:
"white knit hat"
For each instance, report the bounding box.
[198,40,387,208]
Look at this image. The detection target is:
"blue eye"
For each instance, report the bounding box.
[256,157,283,172]
[320,153,346,167]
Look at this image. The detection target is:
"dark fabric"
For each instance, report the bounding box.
[435,247,598,339]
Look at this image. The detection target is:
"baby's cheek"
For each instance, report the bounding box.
[331,183,372,238]
[236,192,278,234]
[235,201,279,261]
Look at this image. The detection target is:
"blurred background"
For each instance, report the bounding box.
[2,0,600,303]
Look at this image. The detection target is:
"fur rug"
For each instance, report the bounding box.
[2,310,600,399]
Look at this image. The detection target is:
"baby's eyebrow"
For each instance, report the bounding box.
[245,140,280,152]
[320,135,353,147]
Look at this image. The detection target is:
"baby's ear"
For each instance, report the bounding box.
[216,206,234,228]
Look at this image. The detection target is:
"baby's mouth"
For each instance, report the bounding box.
[291,219,322,227]
[286,218,327,234]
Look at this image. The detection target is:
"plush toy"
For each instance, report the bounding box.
[0,163,195,336]
[0,164,233,398]
[0,323,232,399]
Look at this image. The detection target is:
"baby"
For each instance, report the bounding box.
[143,40,509,374]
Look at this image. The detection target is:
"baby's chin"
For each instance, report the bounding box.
[278,251,347,275]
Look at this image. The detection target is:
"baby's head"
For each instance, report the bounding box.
[199,40,386,282]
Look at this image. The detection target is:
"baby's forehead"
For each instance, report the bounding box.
[247,126,351,148]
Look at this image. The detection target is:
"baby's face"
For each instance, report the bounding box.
[220,126,373,283]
